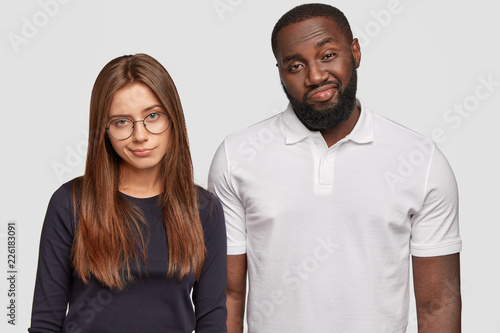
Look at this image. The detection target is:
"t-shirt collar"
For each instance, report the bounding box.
[283,99,374,145]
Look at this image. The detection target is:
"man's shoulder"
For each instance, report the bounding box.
[369,109,432,145]
[221,112,284,146]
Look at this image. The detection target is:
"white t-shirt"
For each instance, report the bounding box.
[208,101,462,333]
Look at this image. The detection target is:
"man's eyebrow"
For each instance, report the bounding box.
[282,38,339,63]
[316,37,336,48]
[283,53,301,63]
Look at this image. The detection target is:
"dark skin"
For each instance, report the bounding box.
[226,17,461,333]
[413,254,462,332]
[226,254,246,333]
[276,17,361,147]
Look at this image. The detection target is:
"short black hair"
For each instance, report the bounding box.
[271,3,353,57]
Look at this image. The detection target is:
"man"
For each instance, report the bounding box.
[208,3,462,332]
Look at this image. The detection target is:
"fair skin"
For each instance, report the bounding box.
[227,17,461,333]
[107,82,171,198]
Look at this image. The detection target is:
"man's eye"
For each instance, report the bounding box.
[323,53,336,60]
[289,64,302,72]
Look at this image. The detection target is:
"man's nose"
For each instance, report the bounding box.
[305,63,329,86]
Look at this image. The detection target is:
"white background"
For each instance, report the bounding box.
[1,0,499,332]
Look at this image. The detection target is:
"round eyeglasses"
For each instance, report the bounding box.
[106,112,171,140]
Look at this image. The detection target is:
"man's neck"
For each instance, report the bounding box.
[320,101,361,147]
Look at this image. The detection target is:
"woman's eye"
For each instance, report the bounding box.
[146,112,160,121]
[114,119,129,127]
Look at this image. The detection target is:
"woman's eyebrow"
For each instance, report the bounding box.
[108,113,130,119]
[143,104,164,112]
[108,105,165,119]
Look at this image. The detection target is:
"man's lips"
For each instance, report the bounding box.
[307,85,338,102]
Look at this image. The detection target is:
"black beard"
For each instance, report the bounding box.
[282,67,358,131]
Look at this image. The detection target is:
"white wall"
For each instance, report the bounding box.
[1,0,498,331]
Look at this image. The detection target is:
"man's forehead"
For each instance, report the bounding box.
[276,17,344,53]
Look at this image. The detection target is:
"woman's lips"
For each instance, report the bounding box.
[131,148,153,157]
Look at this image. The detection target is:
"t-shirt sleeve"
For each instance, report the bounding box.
[29,183,75,333]
[208,140,247,255]
[193,191,228,332]
[410,146,462,257]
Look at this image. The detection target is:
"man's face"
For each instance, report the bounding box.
[275,17,361,131]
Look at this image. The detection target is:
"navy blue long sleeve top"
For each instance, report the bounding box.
[29,180,227,333]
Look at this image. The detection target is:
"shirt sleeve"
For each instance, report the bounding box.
[193,190,228,332]
[29,183,75,333]
[410,146,462,257]
[208,140,247,255]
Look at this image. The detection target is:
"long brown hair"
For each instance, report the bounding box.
[72,54,206,289]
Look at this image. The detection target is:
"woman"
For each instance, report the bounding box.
[29,54,227,332]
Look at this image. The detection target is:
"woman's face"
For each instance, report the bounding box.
[107,82,171,176]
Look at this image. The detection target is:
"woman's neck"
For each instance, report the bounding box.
[118,164,163,198]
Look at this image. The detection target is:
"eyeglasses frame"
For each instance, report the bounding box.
[106,112,171,141]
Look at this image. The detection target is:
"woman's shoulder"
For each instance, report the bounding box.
[195,185,214,202]
[195,186,224,226]
[43,177,81,236]
[50,177,81,203]
[195,185,222,209]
